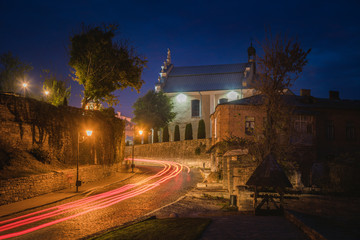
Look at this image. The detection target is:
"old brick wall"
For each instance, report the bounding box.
[124,138,212,167]
[0,164,122,205]
[0,94,125,166]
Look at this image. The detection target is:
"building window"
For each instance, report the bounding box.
[191,99,200,117]
[219,98,228,104]
[346,122,356,141]
[326,120,334,140]
[294,115,313,134]
[245,116,255,135]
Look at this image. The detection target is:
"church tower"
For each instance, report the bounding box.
[247,42,256,62]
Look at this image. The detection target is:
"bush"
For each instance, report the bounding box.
[197,119,206,139]
[163,125,169,142]
[185,123,193,140]
[174,125,180,141]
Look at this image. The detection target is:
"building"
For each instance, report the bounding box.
[155,45,257,141]
[211,89,360,187]
[115,112,134,144]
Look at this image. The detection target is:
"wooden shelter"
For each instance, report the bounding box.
[246,153,292,215]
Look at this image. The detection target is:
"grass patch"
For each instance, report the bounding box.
[91,218,211,240]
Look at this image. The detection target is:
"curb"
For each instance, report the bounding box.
[285,210,327,240]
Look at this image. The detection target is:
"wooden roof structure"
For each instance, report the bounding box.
[246,154,292,188]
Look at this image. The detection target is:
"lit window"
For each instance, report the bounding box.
[245,116,255,135]
[191,99,200,117]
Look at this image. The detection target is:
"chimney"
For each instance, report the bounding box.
[329,91,340,100]
[300,89,311,97]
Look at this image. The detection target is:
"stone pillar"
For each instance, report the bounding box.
[237,186,253,211]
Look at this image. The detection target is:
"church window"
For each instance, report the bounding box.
[191,100,200,117]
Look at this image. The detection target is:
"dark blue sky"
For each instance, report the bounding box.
[1,0,359,117]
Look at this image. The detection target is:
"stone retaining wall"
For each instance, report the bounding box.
[124,139,212,167]
[0,164,121,206]
[0,93,125,166]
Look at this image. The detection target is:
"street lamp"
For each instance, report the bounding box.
[22,82,28,97]
[44,90,49,96]
[131,126,143,173]
[76,129,93,192]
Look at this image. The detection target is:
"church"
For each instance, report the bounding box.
[155,45,257,141]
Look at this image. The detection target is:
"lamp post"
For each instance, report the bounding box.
[22,82,28,97]
[131,126,143,173]
[76,129,93,192]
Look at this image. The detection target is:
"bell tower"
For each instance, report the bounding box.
[247,42,256,62]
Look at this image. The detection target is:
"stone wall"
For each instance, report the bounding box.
[0,164,122,205]
[0,93,125,166]
[125,138,212,167]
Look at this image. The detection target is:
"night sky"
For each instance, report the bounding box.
[1,0,359,117]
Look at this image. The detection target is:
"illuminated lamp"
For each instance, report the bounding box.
[227,91,238,101]
[176,93,187,103]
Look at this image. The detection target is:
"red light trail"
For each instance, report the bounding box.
[0,159,190,239]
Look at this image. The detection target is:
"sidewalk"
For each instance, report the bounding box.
[0,168,137,218]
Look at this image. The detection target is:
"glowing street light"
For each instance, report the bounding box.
[44,90,49,96]
[76,129,93,192]
[131,126,143,173]
[22,82,28,97]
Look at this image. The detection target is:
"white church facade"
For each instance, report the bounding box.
[155,45,257,141]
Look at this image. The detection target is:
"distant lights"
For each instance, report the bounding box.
[176,93,187,103]
[227,91,238,101]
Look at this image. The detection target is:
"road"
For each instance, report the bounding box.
[0,159,199,240]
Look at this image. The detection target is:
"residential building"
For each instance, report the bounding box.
[211,90,360,186]
[155,45,257,141]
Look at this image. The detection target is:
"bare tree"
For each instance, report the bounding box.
[254,31,311,162]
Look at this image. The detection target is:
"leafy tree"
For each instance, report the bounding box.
[133,90,176,130]
[100,107,115,118]
[163,125,169,142]
[69,24,147,108]
[0,52,32,92]
[185,123,193,140]
[197,119,206,139]
[253,31,311,161]
[174,125,180,141]
[41,69,71,107]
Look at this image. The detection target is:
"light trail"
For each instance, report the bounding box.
[0,159,190,240]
